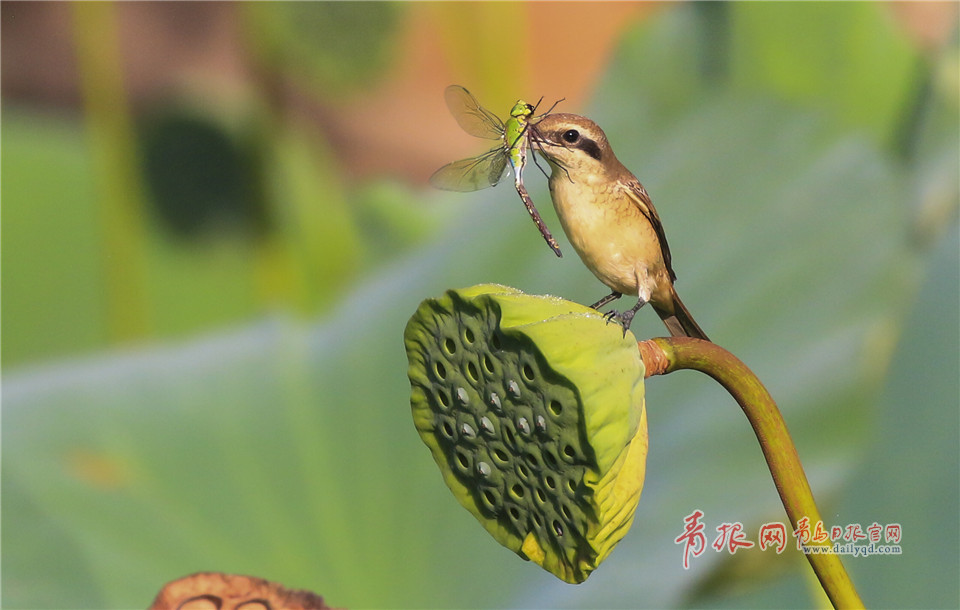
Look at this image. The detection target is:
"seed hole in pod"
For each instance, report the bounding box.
[553,520,564,537]
[517,463,530,480]
[533,513,543,528]
[567,479,577,494]
[561,504,573,521]
[464,327,475,344]
[536,487,547,503]
[441,420,455,439]
[509,506,521,521]
[493,448,510,464]
[543,449,558,469]
[511,484,525,500]
[563,444,576,460]
[466,361,479,382]
[503,424,516,447]
[525,451,540,469]
[455,449,470,470]
[491,333,502,350]
[434,360,447,380]
[483,354,495,374]
[549,400,563,416]
[436,388,450,409]
[444,337,457,355]
[522,363,535,381]
[545,475,557,490]
[483,489,498,509]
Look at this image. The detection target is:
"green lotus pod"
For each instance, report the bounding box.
[404,284,648,584]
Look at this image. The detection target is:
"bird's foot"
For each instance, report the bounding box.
[600,309,635,337]
[615,309,637,337]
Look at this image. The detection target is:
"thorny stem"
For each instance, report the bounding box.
[638,337,864,609]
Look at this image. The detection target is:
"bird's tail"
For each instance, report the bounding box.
[654,288,709,341]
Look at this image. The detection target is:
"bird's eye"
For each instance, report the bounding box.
[561,129,579,143]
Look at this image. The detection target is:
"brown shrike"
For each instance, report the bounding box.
[533,113,708,340]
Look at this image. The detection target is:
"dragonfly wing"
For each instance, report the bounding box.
[430,148,505,192]
[444,85,503,140]
[487,151,509,187]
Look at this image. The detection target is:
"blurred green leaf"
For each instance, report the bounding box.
[3,3,957,609]
[353,180,447,264]
[0,111,108,366]
[2,308,533,607]
[728,2,920,147]
[837,224,959,609]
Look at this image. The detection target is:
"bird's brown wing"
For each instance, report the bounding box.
[622,179,677,282]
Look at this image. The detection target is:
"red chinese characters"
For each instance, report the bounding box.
[713,522,755,554]
[674,510,707,570]
[759,522,788,554]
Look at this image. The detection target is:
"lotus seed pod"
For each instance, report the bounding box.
[404,284,648,584]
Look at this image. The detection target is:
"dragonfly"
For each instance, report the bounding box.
[430,85,563,257]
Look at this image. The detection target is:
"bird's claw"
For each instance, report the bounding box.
[616,309,636,336]
[600,309,635,337]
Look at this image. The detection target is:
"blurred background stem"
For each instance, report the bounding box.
[72,1,151,342]
[429,2,530,105]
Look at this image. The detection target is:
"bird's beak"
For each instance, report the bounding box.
[529,126,561,158]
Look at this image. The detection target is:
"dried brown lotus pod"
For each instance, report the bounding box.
[149,572,334,610]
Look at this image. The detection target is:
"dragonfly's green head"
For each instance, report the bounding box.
[510,100,535,120]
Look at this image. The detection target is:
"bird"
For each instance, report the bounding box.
[530,113,709,340]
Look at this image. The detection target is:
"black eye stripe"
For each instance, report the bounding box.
[550,127,602,161]
[578,139,603,161]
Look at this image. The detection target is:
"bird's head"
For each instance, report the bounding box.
[531,113,620,179]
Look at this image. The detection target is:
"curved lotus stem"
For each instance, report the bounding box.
[640,337,864,609]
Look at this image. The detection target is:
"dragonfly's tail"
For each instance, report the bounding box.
[512,180,562,258]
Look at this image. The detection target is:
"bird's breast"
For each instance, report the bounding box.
[548,175,665,296]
